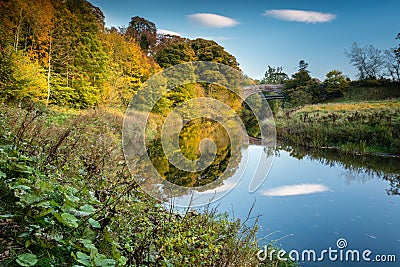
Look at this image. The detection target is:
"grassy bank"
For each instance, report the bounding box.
[276,100,400,155]
[0,103,294,267]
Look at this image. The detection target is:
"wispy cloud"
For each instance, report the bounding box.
[188,13,239,28]
[196,36,232,41]
[158,29,181,37]
[263,183,329,197]
[264,9,336,24]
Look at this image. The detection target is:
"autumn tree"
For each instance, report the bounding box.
[101,29,158,106]
[153,37,196,68]
[126,16,157,51]
[190,38,240,70]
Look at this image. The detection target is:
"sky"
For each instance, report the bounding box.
[90,0,400,80]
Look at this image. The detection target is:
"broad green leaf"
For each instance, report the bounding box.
[16,253,38,266]
[80,205,96,215]
[0,170,6,179]
[94,254,116,267]
[66,194,80,203]
[61,213,79,228]
[12,185,31,191]
[55,212,79,228]
[88,218,101,229]
[79,239,96,251]
[76,251,91,266]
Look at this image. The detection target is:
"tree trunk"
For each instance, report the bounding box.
[46,38,52,107]
[14,7,24,51]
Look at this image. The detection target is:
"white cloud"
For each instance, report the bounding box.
[263,183,329,197]
[188,13,239,28]
[196,36,231,41]
[158,29,181,37]
[264,9,336,24]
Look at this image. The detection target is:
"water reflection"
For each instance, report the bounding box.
[147,118,238,188]
[263,183,330,197]
[279,144,400,196]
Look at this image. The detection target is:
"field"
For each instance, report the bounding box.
[275,100,400,155]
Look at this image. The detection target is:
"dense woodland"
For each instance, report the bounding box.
[0,0,241,109]
[1,0,399,110]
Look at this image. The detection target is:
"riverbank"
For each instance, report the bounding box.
[275,100,400,156]
[0,103,295,266]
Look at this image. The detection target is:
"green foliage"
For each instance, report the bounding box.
[190,38,240,70]
[260,66,288,85]
[323,70,349,99]
[154,38,197,68]
[283,68,322,107]
[0,49,47,103]
[16,253,38,266]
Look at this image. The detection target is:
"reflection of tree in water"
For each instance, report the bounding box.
[144,118,242,192]
[280,144,400,196]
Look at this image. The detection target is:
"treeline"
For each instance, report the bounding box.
[0,0,239,108]
[260,61,351,107]
[260,34,400,107]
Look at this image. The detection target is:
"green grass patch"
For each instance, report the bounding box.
[276,100,400,155]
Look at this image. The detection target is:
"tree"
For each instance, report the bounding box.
[101,29,158,106]
[346,42,384,80]
[323,70,349,98]
[153,37,196,68]
[260,66,288,84]
[384,49,400,81]
[283,61,323,106]
[298,60,309,72]
[126,16,157,51]
[190,38,240,70]
[384,33,400,81]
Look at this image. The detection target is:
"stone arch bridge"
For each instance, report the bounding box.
[242,84,284,100]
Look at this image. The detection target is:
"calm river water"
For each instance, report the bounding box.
[175,145,400,266]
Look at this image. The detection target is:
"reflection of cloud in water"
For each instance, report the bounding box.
[263,183,329,197]
[196,181,236,195]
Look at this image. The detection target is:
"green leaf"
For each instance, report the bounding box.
[79,239,96,251]
[94,254,116,267]
[16,253,38,266]
[66,194,80,203]
[88,218,101,229]
[80,205,96,215]
[55,212,79,228]
[0,214,15,218]
[12,185,31,191]
[76,251,91,266]
[0,170,6,179]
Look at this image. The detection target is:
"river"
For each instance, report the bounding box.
[171,144,400,266]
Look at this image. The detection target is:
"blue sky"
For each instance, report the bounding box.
[90,0,399,80]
